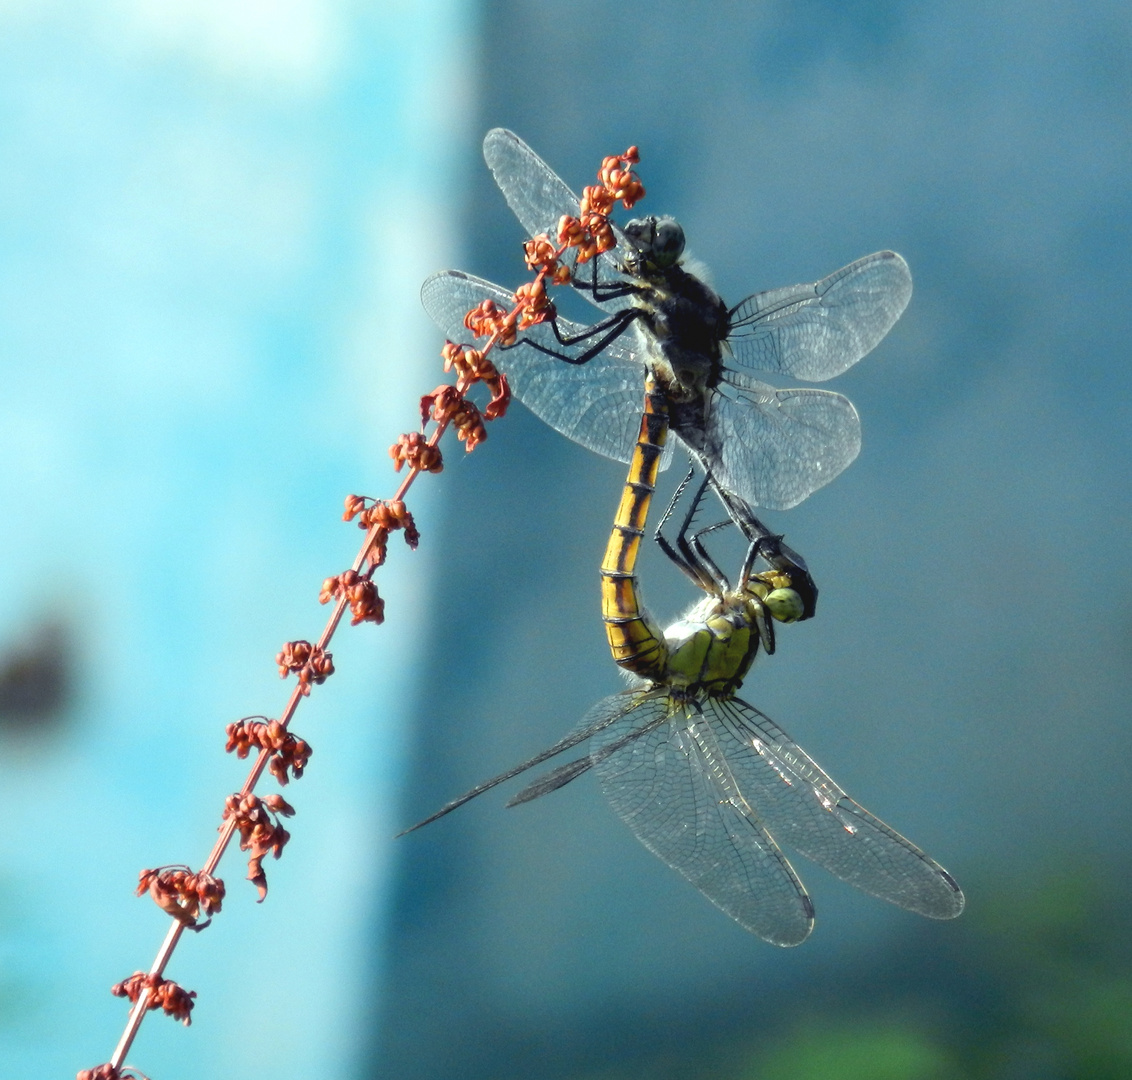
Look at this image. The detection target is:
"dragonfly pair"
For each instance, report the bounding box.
[407,129,963,945]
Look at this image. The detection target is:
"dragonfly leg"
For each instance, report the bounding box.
[505,307,639,366]
[549,306,638,348]
[672,482,782,653]
[677,474,730,592]
[654,465,720,591]
[568,250,640,304]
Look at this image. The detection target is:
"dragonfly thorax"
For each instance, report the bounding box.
[661,593,765,699]
[623,255,729,403]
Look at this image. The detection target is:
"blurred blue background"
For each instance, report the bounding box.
[1,2,1130,1079]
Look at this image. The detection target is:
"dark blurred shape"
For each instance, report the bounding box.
[0,620,72,731]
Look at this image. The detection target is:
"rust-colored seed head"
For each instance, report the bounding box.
[580,183,615,218]
[342,493,368,521]
[442,341,492,386]
[582,211,616,255]
[418,386,487,453]
[483,371,511,421]
[366,535,389,568]
[276,640,312,677]
[224,717,313,784]
[222,791,295,900]
[440,340,462,369]
[349,497,419,547]
[323,569,385,625]
[523,233,560,273]
[464,299,518,346]
[599,148,644,207]
[557,214,585,250]
[513,278,556,331]
[275,640,333,694]
[421,383,464,425]
[111,972,196,1026]
[465,347,494,380]
[390,432,443,474]
[268,731,313,784]
[345,577,384,625]
[447,397,487,451]
[136,865,225,927]
[344,497,421,573]
[401,516,421,548]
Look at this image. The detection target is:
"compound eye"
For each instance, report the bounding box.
[764,588,804,624]
[622,217,655,250]
[652,218,685,265]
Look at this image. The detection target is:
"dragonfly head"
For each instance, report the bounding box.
[741,576,805,625]
[622,215,685,273]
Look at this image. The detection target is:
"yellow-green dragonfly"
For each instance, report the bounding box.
[403,378,963,945]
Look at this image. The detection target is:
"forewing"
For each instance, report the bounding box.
[593,694,815,946]
[684,384,861,511]
[727,251,912,381]
[482,128,633,312]
[421,270,656,465]
[711,697,965,919]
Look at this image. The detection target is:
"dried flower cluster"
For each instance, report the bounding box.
[221,792,295,901]
[274,639,334,695]
[342,494,420,571]
[111,973,196,1026]
[441,342,511,418]
[136,866,225,929]
[421,384,487,450]
[389,430,444,474]
[319,569,384,625]
[225,717,312,784]
[550,146,643,263]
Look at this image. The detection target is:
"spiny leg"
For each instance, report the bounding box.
[654,464,721,591]
[505,306,639,366]
[675,472,730,593]
[568,249,639,305]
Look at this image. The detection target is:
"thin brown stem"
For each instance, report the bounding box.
[91,133,641,1073]
[104,379,473,1072]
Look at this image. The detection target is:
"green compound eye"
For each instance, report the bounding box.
[764,588,804,624]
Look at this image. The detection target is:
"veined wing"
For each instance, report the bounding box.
[711,697,965,919]
[421,269,657,466]
[483,128,633,312]
[726,251,912,382]
[681,384,861,511]
[400,687,658,834]
[592,690,816,946]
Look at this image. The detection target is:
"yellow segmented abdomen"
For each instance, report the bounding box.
[600,376,670,680]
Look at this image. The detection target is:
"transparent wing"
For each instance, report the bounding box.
[506,687,670,806]
[726,251,912,381]
[483,128,633,312]
[400,688,658,833]
[711,697,965,919]
[421,270,663,466]
[593,692,816,946]
[676,384,861,511]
